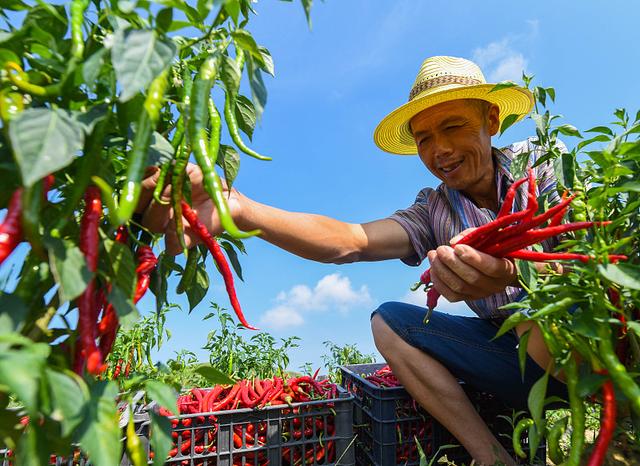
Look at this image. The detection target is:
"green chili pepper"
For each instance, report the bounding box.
[176,246,198,294]
[126,408,146,466]
[70,0,89,60]
[208,97,221,162]
[0,89,23,123]
[597,321,640,417]
[152,160,171,206]
[564,355,585,466]
[189,54,260,239]
[512,418,533,459]
[4,62,62,97]
[113,69,169,225]
[547,416,568,465]
[222,50,271,161]
[171,141,190,256]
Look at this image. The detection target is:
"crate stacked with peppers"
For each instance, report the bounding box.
[137,374,354,465]
[340,363,542,466]
[0,0,314,464]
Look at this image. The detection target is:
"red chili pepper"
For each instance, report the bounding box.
[180,201,258,330]
[73,187,103,375]
[0,188,23,265]
[587,371,617,466]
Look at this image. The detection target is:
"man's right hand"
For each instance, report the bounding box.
[136,162,245,255]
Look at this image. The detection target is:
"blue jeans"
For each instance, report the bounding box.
[372,301,568,410]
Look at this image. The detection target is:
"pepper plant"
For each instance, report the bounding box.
[0,0,310,463]
[495,78,640,464]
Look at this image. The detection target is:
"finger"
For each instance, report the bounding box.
[141,183,173,234]
[436,245,498,292]
[165,216,200,256]
[453,244,516,279]
[429,263,472,303]
[136,166,161,214]
[450,227,477,245]
[430,250,483,298]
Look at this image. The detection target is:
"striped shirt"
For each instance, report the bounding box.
[389,138,565,319]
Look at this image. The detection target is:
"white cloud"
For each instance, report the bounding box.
[260,273,373,330]
[399,289,475,317]
[471,20,539,83]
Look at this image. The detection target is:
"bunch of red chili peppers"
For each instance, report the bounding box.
[418,168,627,319]
[155,374,339,465]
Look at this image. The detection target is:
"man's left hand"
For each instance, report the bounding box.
[426,230,518,302]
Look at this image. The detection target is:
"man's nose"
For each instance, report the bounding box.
[432,134,454,159]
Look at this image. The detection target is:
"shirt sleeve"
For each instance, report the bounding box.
[387,188,438,266]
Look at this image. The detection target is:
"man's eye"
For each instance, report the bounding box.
[446,124,462,130]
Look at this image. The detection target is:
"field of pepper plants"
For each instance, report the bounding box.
[1,0,640,465]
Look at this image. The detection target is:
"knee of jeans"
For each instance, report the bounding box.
[371,304,404,354]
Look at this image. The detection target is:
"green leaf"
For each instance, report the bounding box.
[256,46,274,76]
[149,412,173,466]
[231,29,265,67]
[221,53,241,94]
[0,48,19,69]
[234,94,256,140]
[0,0,29,10]
[490,81,518,93]
[510,150,530,179]
[527,372,548,430]
[46,369,86,437]
[220,241,243,281]
[77,381,122,466]
[494,311,528,338]
[300,0,312,27]
[145,380,177,414]
[46,237,91,302]
[627,321,640,339]
[0,294,28,334]
[0,343,50,416]
[186,266,209,312]
[217,144,241,188]
[515,259,537,291]
[194,363,235,385]
[82,48,107,86]
[111,28,176,102]
[156,7,173,33]
[107,285,139,330]
[499,113,519,135]
[102,239,137,298]
[146,131,175,166]
[16,425,48,466]
[577,135,611,152]
[224,0,240,24]
[555,124,582,138]
[246,56,267,120]
[569,308,600,338]
[9,108,85,187]
[553,151,576,189]
[598,263,640,290]
[576,372,606,398]
[585,125,614,136]
[517,328,531,379]
[609,181,640,193]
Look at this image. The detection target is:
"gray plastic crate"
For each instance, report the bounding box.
[137,385,355,465]
[340,363,545,466]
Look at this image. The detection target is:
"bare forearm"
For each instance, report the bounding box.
[237,194,366,263]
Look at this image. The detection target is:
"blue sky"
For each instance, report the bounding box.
[3,1,640,375]
[150,0,640,372]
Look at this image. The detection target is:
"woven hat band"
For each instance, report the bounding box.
[408,75,483,101]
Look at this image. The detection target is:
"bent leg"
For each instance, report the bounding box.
[371,312,516,466]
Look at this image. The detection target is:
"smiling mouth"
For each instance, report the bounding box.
[440,161,462,174]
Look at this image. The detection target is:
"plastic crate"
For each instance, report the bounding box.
[340,363,545,466]
[137,386,355,466]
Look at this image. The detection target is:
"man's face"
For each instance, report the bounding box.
[410,99,500,192]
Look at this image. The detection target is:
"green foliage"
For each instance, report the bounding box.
[507,78,640,463]
[202,303,301,380]
[320,340,376,383]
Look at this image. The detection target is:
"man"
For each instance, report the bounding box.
[138,56,568,465]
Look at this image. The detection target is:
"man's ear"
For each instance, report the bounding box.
[487,104,500,136]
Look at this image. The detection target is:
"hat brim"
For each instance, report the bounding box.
[373,84,534,155]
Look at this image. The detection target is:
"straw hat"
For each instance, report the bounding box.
[373,56,534,155]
